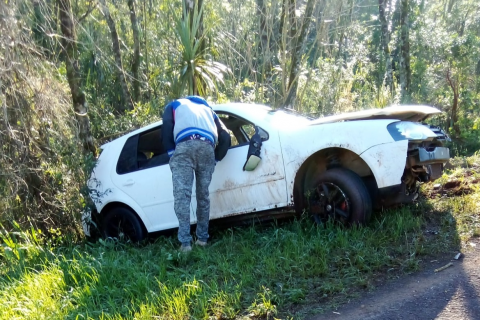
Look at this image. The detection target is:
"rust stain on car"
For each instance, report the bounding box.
[222,179,237,190]
[210,178,286,219]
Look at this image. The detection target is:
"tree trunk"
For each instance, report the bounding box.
[288,0,296,50]
[399,0,411,101]
[57,0,95,155]
[142,0,150,99]
[98,0,133,112]
[378,0,393,93]
[128,0,141,102]
[256,0,268,61]
[283,0,315,109]
[255,0,271,94]
[446,69,461,136]
[279,0,287,39]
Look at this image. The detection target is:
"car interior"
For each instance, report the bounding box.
[116,113,258,174]
[217,113,256,147]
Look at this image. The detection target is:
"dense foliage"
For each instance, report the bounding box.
[1,0,479,234]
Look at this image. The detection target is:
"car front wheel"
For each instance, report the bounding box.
[103,207,146,241]
[307,168,372,225]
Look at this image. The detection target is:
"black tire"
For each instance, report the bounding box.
[102,207,146,242]
[306,168,372,225]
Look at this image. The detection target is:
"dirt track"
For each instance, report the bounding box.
[310,238,480,320]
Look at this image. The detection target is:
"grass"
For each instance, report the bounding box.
[1,155,479,320]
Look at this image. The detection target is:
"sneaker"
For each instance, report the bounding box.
[180,245,192,253]
[195,240,208,247]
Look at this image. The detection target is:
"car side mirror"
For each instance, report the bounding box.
[243,126,263,171]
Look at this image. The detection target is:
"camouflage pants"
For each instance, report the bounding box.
[169,140,216,246]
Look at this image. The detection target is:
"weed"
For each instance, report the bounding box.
[1,156,479,319]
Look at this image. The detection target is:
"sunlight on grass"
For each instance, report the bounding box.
[1,156,479,319]
[0,214,429,320]
[0,267,74,319]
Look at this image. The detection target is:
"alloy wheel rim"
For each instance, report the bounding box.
[309,182,351,223]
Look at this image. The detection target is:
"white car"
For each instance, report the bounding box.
[83,103,450,241]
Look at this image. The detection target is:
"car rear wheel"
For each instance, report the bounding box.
[307,168,372,225]
[102,207,146,241]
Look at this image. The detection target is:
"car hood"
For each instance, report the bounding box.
[309,105,442,125]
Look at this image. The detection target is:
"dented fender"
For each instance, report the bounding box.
[358,140,409,188]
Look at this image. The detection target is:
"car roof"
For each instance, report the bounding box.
[213,103,272,122]
[102,103,440,148]
[213,102,271,114]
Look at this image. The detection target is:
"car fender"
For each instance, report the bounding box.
[278,119,406,198]
[357,140,408,188]
[93,187,153,232]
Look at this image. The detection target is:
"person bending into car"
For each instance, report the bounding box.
[162,96,230,252]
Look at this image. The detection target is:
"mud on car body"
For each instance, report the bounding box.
[83,104,450,241]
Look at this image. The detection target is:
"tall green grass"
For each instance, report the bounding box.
[1,156,478,319]
[0,211,438,319]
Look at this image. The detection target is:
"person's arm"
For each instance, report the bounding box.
[213,113,231,161]
[162,102,176,157]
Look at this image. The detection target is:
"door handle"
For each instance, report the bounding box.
[123,179,135,186]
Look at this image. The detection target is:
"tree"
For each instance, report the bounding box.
[182,0,206,95]
[98,0,134,112]
[128,0,141,102]
[398,0,411,101]
[282,0,316,109]
[174,1,229,96]
[184,0,204,48]
[378,0,393,93]
[57,0,95,155]
[446,68,460,135]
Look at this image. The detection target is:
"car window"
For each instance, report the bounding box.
[116,135,139,175]
[241,124,255,140]
[116,127,169,175]
[217,113,268,148]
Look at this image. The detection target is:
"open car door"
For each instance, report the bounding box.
[190,113,288,220]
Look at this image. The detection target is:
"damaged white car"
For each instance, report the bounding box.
[83,104,450,241]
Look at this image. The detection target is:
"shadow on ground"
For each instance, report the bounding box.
[309,238,480,320]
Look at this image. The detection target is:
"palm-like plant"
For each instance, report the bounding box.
[173,2,230,97]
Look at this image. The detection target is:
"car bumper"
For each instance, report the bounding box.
[418,147,450,164]
[408,146,450,181]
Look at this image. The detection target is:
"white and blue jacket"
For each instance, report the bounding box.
[162,96,230,160]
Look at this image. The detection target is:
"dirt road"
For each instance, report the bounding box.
[310,238,480,320]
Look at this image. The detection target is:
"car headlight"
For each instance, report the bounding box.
[387,121,438,141]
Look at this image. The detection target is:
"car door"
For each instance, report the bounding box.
[191,113,288,220]
[111,126,188,232]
